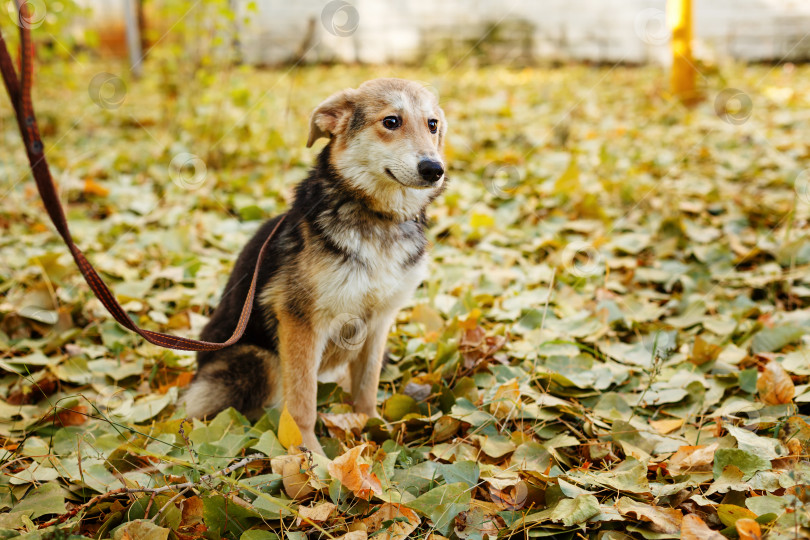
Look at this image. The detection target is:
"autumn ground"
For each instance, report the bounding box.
[1,51,810,539]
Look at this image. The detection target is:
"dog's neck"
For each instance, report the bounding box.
[293,144,429,226]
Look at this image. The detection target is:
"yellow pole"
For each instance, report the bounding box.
[668,0,697,102]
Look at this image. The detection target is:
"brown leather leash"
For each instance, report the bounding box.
[0,3,285,351]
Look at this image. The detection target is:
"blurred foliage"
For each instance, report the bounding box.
[1,3,810,539]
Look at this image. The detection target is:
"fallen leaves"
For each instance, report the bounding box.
[3,56,810,539]
[327,444,382,501]
[356,503,420,540]
[296,501,336,527]
[616,497,683,534]
[667,443,718,474]
[681,514,725,540]
[278,405,303,449]
[757,361,795,405]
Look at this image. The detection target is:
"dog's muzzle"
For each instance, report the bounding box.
[417,159,444,183]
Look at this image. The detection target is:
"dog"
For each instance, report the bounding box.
[182,78,447,454]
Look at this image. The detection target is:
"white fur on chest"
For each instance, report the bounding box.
[312,239,426,323]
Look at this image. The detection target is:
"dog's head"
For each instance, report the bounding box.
[307,78,447,219]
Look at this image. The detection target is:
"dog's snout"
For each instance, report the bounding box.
[417,159,444,183]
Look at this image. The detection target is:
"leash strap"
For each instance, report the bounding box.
[0,4,284,351]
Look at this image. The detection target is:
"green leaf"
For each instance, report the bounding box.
[112,520,170,540]
[752,325,804,353]
[407,482,471,535]
[439,460,479,488]
[8,483,67,519]
[717,504,758,527]
[549,494,600,526]
[251,429,285,458]
[203,494,263,537]
[713,448,771,481]
[240,532,280,540]
[382,394,420,422]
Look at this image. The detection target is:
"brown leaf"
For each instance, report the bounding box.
[616,497,683,534]
[691,336,721,365]
[50,405,87,427]
[336,533,367,540]
[681,514,725,540]
[757,361,795,405]
[180,495,204,527]
[454,506,501,539]
[275,454,315,500]
[735,518,762,540]
[667,443,718,475]
[7,376,58,405]
[358,503,420,540]
[327,444,382,500]
[320,412,369,438]
[297,501,336,527]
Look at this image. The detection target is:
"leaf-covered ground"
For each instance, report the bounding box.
[1,56,810,539]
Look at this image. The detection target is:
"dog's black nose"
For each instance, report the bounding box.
[417,159,444,183]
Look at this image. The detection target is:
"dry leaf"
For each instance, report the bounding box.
[180,495,204,527]
[327,444,382,500]
[667,443,718,475]
[681,514,725,540]
[454,506,501,539]
[51,405,87,427]
[616,497,683,534]
[757,361,795,405]
[358,503,420,540]
[735,518,762,540]
[336,533,367,540]
[274,454,315,500]
[320,412,369,438]
[649,418,684,435]
[691,335,722,365]
[279,404,303,449]
[297,501,336,526]
[490,381,521,419]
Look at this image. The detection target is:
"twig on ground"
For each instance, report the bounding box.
[151,486,193,523]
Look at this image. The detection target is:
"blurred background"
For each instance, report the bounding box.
[1,2,810,536]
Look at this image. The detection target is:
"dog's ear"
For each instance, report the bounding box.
[307,89,356,148]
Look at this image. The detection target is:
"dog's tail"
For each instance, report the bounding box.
[181,344,280,419]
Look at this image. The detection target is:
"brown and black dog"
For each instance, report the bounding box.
[182,78,447,454]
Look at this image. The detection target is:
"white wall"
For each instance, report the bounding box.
[80,0,810,65]
[235,0,810,64]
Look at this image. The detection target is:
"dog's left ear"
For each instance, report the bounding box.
[307,89,356,148]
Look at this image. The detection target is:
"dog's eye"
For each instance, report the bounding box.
[382,116,401,130]
[428,119,438,133]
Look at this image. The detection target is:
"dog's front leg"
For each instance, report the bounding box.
[278,310,326,455]
[350,313,395,419]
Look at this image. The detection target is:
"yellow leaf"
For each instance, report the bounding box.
[83,178,109,197]
[649,418,684,435]
[279,405,303,449]
[717,504,758,528]
[470,212,494,228]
